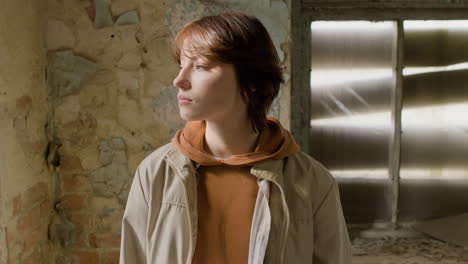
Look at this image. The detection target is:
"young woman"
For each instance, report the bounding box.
[120,12,351,264]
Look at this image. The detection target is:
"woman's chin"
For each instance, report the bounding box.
[179,111,198,122]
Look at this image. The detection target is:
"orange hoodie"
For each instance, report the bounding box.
[171,116,299,264]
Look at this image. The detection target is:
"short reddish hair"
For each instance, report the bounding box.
[172,12,284,132]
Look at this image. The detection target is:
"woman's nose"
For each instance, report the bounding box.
[173,69,191,90]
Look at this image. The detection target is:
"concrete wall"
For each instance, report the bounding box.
[0,0,51,263]
[41,0,291,263]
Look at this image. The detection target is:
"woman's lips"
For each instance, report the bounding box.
[178,95,192,105]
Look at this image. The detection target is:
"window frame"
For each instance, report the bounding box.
[290,0,468,225]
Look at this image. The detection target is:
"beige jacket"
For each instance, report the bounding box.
[119,143,351,264]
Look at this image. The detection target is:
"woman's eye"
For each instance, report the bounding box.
[195,65,208,70]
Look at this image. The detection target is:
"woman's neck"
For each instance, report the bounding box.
[204,116,259,160]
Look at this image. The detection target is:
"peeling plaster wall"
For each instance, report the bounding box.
[0,0,50,263]
[43,0,290,262]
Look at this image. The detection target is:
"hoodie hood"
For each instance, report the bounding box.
[171,116,300,166]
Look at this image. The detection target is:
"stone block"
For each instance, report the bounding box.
[94,0,114,28]
[91,137,131,204]
[47,50,97,108]
[115,10,139,25]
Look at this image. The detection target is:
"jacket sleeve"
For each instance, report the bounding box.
[120,167,149,264]
[312,174,352,264]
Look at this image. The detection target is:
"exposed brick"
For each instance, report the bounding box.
[89,233,97,247]
[89,232,121,248]
[17,211,32,232]
[70,231,88,248]
[17,205,41,232]
[61,155,84,172]
[23,225,47,253]
[40,200,52,219]
[7,241,22,264]
[72,250,99,264]
[63,174,89,193]
[40,243,51,263]
[85,6,96,22]
[62,194,87,210]
[69,213,94,230]
[22,247,42,264]
[54,253,72,264]
[102,250,120,264]
[23,182,47,210]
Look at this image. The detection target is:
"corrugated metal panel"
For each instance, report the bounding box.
[310,21,397,222]
[400,21,468,220]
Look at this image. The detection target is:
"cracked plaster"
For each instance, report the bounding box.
[91,137,132,204]
[46,20,75,50]
[47,50,97,108]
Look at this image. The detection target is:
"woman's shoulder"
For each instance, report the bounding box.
[285,151,336,188]
[286,151,331,175]
[284,152,338,212]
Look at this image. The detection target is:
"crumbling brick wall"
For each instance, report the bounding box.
[0,0,50,263]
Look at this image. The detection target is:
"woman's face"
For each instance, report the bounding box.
[173,46,247,122]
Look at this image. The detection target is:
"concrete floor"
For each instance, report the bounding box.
[351,235,468,264]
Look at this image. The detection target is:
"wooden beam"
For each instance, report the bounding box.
[291,1,312,153]
[389,20,404,226]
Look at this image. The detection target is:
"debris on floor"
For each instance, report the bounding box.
[350,226,468,264]
[414,213,468,247]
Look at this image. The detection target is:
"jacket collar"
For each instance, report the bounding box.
[166,143,286,188]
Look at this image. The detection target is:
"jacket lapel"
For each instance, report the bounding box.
[251,159,290,264]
